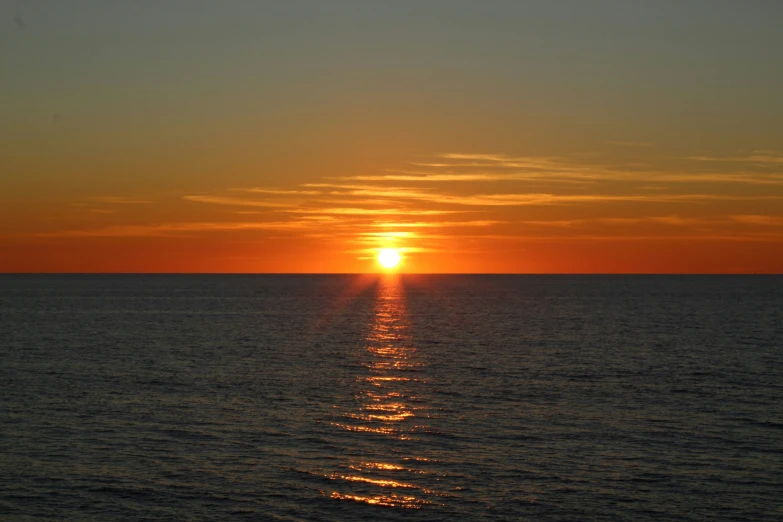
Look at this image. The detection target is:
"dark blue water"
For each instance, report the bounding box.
[1,275,782,520]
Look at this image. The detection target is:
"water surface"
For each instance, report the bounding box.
[1,275,781,520]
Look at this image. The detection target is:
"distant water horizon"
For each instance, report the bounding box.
[2,274,781,520]
[3,272,781,275]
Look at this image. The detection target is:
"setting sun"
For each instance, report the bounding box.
[377,248,402,269]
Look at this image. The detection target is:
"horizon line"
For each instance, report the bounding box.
[1,272,779,276]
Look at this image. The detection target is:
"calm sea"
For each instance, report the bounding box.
[1,275,781,521]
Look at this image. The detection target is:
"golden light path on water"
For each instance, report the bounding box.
[325,275,443,510]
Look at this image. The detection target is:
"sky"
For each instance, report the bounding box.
[2,0,783,273]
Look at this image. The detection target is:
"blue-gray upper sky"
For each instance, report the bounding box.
[5,0,782,156]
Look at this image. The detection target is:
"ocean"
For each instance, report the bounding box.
[1,274,781,520]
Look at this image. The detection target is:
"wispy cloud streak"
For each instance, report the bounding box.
[608,141,652,147]
[37,221,317,238]
[731,215,783,226]
[229,187,322,195]
[184,195,295,208]
[372,220,503,228]
[88,196,153,204]
[687,151,783,165]
[284,207,462,215]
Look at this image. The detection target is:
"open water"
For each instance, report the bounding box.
[1,274,782,520]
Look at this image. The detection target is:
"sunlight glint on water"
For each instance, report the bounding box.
[326,275,439,509]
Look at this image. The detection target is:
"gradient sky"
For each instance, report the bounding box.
[3,0,783,273]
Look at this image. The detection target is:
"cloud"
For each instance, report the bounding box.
[430,153,601,173]
[183,195,295,208]
[229,187,322,195]
[513,216,714,229]
[335,169,783,186]
[395,152,783,188]
[647,216,707,226]
[514,233,783,242]
[372,220,503,228]
[513,215,783,230]
[297,215,345,222]
[594,216,709,226]
[284,207,462,215]
[356,231,418,238]
[686,151,783,165]
[336,172,597,183]
[654,173,783,185]
[519,220,584,228]
[308,183,782,207]
[608,141,652,147]
[514,216,720,229]
[88,196,153,204]
[437,153,515,162]
[353,246,445,255]
[37,221,317,238]
[731,215,783,226]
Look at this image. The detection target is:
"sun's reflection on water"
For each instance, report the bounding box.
[326,275,439,509]
[329,491,424,509]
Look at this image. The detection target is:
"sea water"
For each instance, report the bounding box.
[1,275,781,520]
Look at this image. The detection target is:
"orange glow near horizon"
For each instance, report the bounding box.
[4,147,783,273]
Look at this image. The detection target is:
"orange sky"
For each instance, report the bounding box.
[2,2,783,273]
[4,148,783,273]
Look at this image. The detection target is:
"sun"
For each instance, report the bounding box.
[377,248,402,269]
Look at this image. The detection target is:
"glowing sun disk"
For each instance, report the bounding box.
[378,248,402,269]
